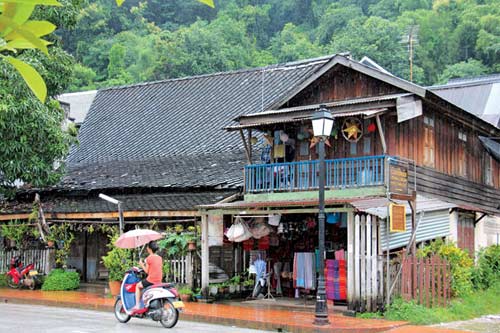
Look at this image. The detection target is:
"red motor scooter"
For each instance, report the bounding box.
[6,257,40,289]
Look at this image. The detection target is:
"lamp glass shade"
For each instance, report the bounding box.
[312,109,334,137]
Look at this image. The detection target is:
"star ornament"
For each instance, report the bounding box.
[343,120,362,141]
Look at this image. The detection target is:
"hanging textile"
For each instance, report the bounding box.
[293,252,316,290]
[325,259,347,301]
[274,262,283,295]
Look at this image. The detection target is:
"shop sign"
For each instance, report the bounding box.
[390,203,406,233]
[389,162,409,195]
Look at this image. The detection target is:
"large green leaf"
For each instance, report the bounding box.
[197,0,214,8]
[5,37,51,49]
[1,0,61,6]
[3,3,35,27]
[5,20,56,39]
[5,56,47,102]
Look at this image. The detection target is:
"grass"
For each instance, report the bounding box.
[359,281,500,325]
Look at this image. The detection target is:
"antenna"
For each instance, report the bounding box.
[401,25,419,82]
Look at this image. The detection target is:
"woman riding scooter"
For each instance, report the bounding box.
[133,240,163,312]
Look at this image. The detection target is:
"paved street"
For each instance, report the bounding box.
[0,303,271,333]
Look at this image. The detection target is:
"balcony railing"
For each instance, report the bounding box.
[244,155,386,193]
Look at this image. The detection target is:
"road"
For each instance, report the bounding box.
[0,303,271,333]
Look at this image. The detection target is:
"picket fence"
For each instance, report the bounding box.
[0,249,54,274]
[400,250,451,307]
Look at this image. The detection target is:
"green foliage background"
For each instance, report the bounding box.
[41,268,80,291]
[61,0,500,91]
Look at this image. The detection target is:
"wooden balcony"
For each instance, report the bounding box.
[244,155,388,194]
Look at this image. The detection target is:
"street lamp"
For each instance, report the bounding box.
[99,193,124,235]
[312,105,334,326]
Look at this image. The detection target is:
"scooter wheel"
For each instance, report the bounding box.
[114,298,131,323]
[7,276,19,289]
[159,300,179,328]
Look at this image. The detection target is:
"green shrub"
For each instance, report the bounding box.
[42,269,80,291]
[473,245,500,290]
[177,285,193,295]
[101,233,133,282]
[0,274,8,287]
[417,239,474,297]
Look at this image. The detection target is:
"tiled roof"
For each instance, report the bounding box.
[60,151,245,190]
[68,57,330,167]
[0,191,235,214]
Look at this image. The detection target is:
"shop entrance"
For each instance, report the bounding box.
[236,212,348,310]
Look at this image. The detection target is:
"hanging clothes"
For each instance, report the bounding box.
[293,252,316,290]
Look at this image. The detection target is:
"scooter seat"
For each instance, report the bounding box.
[145,282,174,291]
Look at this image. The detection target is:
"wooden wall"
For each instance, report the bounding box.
[385,106,500,190]
[286,65,404,107]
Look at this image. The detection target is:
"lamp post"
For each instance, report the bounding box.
[99,193,124,235]
[312,105,334,326]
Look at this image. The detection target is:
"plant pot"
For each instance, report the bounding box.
[235,285,241,292]
[228,285,236,293]
[218,287,225,294]
[108,280,121,296]
[47,240,55,248]
[180,294,191,302]
[210,286,218,296]
[188,241,196,251]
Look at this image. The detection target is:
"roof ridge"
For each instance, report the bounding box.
[99,55,335,92]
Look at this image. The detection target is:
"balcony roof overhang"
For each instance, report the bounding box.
[225,100,397,131]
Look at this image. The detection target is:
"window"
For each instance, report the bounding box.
[458,130,467,142]
[485,156,493,186]
[423,115,435,167]
[457,128,467,177]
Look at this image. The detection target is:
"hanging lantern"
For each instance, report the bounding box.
[367,123,376,133]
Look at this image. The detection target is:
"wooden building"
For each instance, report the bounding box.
[199,55,500,311]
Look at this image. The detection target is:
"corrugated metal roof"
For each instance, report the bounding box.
[380,209,451,250]
[351,195,456,219]
[242,93,408,118]
[429,77,500,128]
[225,108,387,131]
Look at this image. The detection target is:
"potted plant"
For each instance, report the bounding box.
[229,275,241,293]
[102,233,132,296]
[177,285,193,302]
[186,226,198,251]
[209,283,218,296]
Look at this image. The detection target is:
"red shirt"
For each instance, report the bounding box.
[146,254,163,284]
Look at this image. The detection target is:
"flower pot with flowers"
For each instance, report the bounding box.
[102,231,133,296]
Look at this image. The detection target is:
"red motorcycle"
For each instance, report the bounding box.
[6,257,40,289]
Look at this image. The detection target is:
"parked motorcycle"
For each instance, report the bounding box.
[114,267,184,328]
[6,256,40,290]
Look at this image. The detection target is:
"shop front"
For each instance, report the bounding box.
[200,200,387,313]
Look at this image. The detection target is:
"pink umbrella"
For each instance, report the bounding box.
[115,229,163,249]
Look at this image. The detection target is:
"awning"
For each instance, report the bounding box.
[225,108,387,131]
[479,136,500,162]
[351,195,457,219]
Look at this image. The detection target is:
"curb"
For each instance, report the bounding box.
[0,295,406,333]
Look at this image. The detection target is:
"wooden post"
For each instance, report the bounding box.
[239,129,252,164]
[360,215,366,312]
[354,213,361,311]
[347,211,355,310]
[371,216,378,311]
[429,256,434,307]
[186,251,193,287]
[366,215,372,312]
[426,257,430,307]
[419,257,424,305]
[201,214,209,296]
[412,255,417,300]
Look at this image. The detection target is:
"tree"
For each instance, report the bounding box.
[437,59,489,84]
[328,16,410,79]
[270,23,324,63]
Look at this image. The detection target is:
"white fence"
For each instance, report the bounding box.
[165,253,198,286]
[0,249,55,274]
